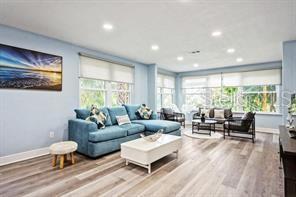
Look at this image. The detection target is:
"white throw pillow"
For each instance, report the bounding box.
[116,115,131,125]
[201,108,210,118]
[214,109,224,119]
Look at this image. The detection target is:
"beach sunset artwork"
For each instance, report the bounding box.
[0,44,62,91]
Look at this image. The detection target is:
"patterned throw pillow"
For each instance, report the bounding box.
[214,109,225,119]
[116,115,131,125]
[86,105,107,129]
[137,104,153,120]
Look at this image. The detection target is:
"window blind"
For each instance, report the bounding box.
[182,74,221,88]
[222,69,281,86]
[182,69,281,88]
[80,55,134,83]
[157,74,175,88]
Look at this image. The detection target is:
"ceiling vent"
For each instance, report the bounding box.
[190,50,200,54]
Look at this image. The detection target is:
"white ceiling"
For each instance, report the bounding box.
[0,0,295,72]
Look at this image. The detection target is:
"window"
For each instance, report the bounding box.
[80,78,106,109]
[157,74,175,110]
[182,69,281,113]
[111,82,132,106]
[79,55,134,108]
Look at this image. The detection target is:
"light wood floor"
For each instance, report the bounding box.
[0,130,283,197]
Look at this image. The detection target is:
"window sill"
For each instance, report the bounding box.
[233,111,282,116]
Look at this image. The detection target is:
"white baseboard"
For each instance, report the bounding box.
[0,147,49,166]
[256,127,279,134]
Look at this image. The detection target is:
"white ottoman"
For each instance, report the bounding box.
[49,141,78,169]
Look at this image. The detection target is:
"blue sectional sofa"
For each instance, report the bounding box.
[69,104,181,158]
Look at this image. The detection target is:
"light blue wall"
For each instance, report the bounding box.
[176,61,283,129]
[157,67,178,106]
[282,40,296,123]
[0,25,150,157]
[147,64,157,111]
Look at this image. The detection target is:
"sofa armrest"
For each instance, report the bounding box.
[68,119,97,155]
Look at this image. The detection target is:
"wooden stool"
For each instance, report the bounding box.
[49,141,78,169]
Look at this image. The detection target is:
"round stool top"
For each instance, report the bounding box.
[49,141,78,155]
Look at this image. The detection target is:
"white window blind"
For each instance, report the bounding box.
[80,55,134,83]
[222,69,281,87]
[182,74,221,88]
[157,74,175,88]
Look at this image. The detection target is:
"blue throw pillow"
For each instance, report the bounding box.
[74,109,90,120]
[123,104,141,121]
[108,106,128,125]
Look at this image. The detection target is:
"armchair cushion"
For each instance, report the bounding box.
[162,108,174,115]
[242,112,255,120]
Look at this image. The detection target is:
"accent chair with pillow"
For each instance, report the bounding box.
[69,104,181,158]
[160,107,186,128]
[224,112,256,143]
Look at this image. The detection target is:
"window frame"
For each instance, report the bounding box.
[182,84,281,114]
[79,77,133,108]
[157,87,175,111]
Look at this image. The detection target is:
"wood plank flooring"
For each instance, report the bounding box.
[0,130,283,197]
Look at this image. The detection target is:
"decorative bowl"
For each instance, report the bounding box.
[140,129,163,142]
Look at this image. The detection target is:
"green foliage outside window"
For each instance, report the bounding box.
[184,85,278,113]
[80,78,131,108]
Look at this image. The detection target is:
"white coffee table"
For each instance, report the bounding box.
[121,134,182,173]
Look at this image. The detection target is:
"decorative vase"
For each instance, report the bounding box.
[201,113,205,122]
[140,129,163,142]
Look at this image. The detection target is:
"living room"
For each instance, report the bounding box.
[0,1,295,196]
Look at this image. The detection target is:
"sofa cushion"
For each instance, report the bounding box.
[123,104,141,120]
[89,125,127,142]
[108,106,128,125]
[100,107,112,126]
[119,123,145,135]
[132,120,180,133]
[74,109,90,120]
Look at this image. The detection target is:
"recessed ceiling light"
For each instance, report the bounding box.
[177,56,184,61]
[103,23,113,31]
[211,31,222,37]
[236,57,243,62]
[227,48,235,53]
[151,45,159,51]
[193,63,199,67]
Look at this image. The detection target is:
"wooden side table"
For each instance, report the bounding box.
[49,141,78,169]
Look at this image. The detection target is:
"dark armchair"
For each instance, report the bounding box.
[160,108,185,128]
[224,112,256,143]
